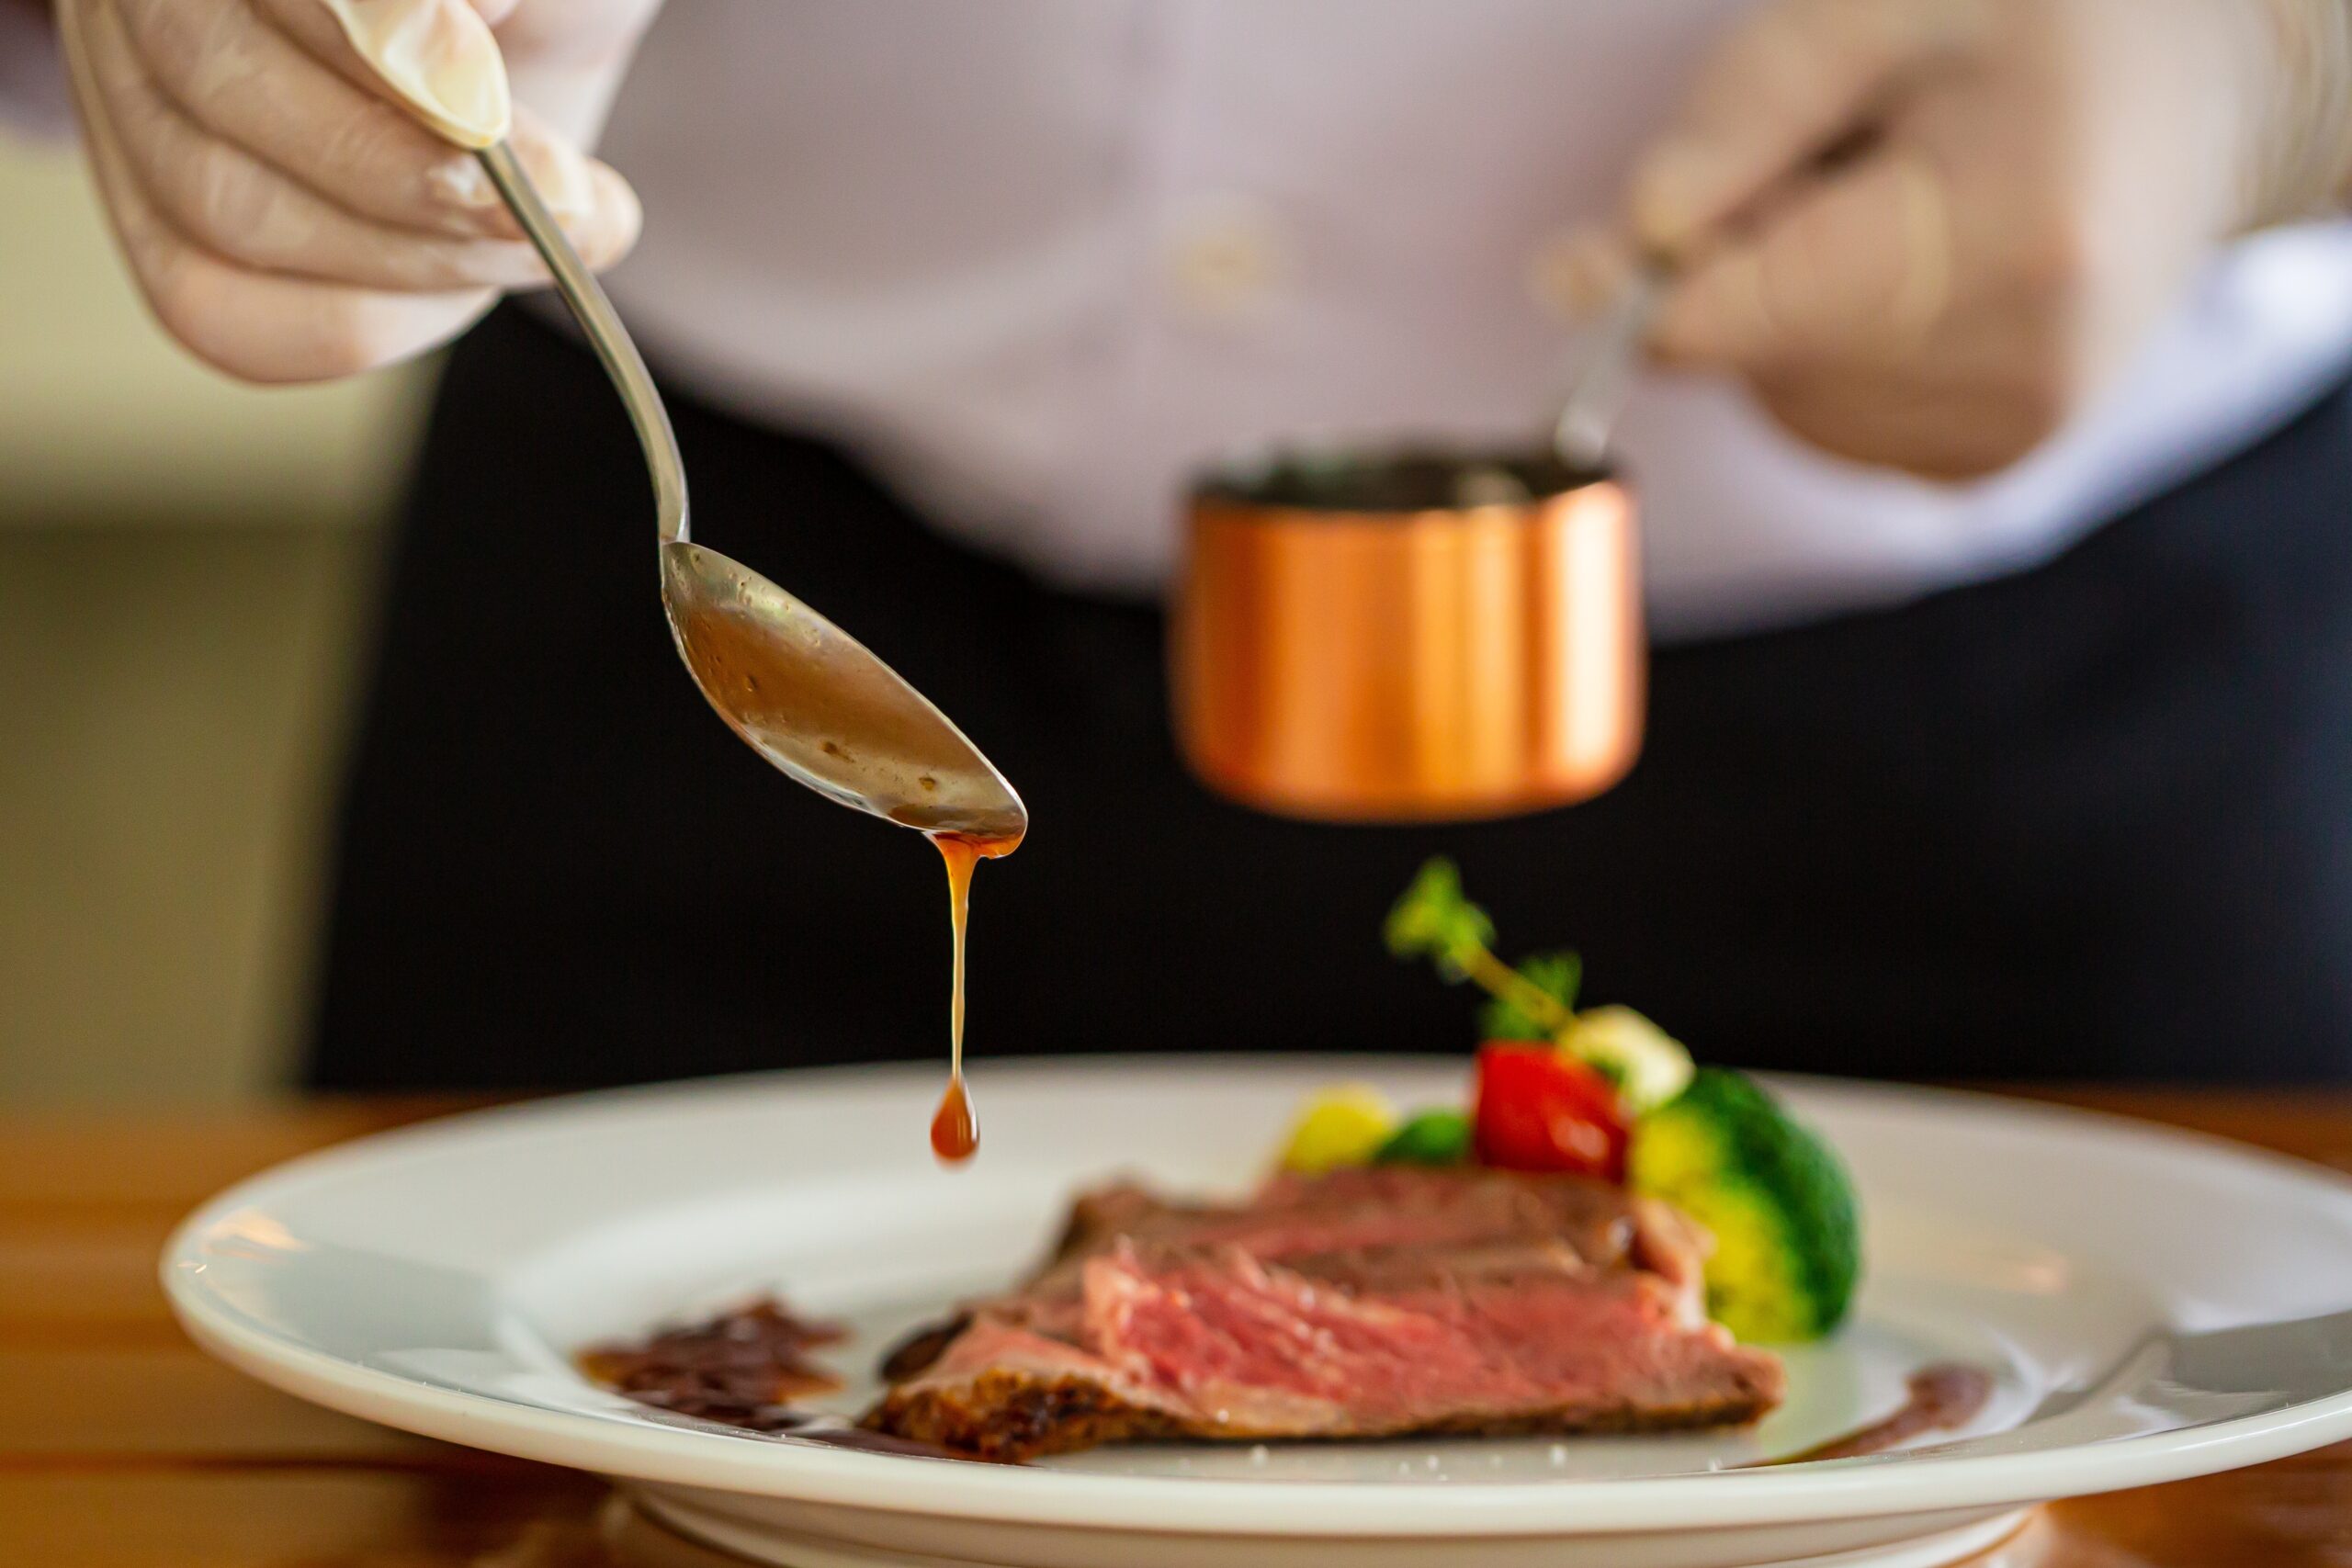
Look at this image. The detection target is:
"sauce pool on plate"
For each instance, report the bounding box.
[1758,1365,1996,1465]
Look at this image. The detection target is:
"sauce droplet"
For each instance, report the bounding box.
[927,830,1021,1165]
[931,1073,978,1162]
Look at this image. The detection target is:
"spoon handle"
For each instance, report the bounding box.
[476,142,690,546]
[1551,265,1666,475]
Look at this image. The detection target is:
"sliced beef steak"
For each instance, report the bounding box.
[865,1168,1783,1461]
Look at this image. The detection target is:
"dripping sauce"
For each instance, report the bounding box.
[931,1075,977,1163]
[927,829,1022,1163]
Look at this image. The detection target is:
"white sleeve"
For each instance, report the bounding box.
[0,4,72,140]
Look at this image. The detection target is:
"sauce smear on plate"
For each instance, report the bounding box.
[928,830,1021,1163]
[577,1299,1001,1461]
[1759,1364,1995,1465]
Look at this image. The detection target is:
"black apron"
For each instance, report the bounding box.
[308,307,2352,1089]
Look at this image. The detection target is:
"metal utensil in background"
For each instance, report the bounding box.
[1552,263,1668,475]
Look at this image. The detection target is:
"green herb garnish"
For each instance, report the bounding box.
[1480,951,1580,1041]
[1385,859,1577,1037]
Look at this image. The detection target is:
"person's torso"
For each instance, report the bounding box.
[596,0,2352,639]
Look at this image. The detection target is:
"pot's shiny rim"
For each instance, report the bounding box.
[1191,441,1618,517]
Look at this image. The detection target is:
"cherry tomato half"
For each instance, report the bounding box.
[1472,1043,1629,1180]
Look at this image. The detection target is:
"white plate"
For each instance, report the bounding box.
[165,1058,2352,1568]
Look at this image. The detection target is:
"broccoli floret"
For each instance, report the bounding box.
[1629,1069,1861,1344]
[1374,1108,1474,1167]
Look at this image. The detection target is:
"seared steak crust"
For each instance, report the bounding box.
[869,1369,1174,1462]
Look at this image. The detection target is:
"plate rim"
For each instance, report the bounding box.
[164,1057,2352,1538]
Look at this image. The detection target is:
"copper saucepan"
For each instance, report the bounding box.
[1173,449,1645,822]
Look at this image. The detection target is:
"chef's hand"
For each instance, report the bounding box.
[57,0,662,383]
[1566,0,2352,479]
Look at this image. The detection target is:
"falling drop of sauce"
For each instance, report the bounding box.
[928,829,1021,1163]
[931,1074,977,1163]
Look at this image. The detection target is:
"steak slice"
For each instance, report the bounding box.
[865,1168,1783,1461]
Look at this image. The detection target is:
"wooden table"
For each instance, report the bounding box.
[9,1091,2352,1567]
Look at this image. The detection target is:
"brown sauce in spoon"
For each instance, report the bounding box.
[927,830,1021,1163]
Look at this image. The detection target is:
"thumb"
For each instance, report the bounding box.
[1632,0,1985,256]
[316,0,512,149]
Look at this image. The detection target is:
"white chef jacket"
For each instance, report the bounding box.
[590,0,2352,640]
[19,0,2351,638]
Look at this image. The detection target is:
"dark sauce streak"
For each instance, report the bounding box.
[1757,1364,1996,1466]
[880,1312,972,1383]
[776,1415,1017,1464]
[578,1298,1008,1465]
[577,1299,846,1428]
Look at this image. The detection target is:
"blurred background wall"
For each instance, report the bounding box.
[0,129,432,1104]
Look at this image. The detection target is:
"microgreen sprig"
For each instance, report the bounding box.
[1385,859,1578,1039]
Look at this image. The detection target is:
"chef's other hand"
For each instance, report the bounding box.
[1566,0,2352,479]
[57,0,662,383]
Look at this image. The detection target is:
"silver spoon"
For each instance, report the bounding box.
[474,141,1027,842]
[1551,263,1666,474]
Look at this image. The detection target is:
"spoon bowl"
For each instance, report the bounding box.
[660,541,1026,839]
